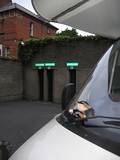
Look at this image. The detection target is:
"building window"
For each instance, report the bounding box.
[30,22,34,37]
[47,28,50,34]
[0,45,10,57]
[4,47,10,57]
[0,44,3,56]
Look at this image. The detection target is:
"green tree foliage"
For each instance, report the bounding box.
[56,28,79,37]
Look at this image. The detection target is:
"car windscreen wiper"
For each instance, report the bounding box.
[104,120,120,126]
[87,115,120,120]
[83,116,120,129]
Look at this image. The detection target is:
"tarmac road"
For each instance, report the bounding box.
[0,101,61,154]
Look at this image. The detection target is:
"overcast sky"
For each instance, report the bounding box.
[12,0,94,36]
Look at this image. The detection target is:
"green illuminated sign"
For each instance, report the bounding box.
[45,63,55,67]
[66,62,79,67]
[35,63,45,67]
[34,62,56,69]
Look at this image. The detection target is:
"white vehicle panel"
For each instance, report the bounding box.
[9,118,119,160]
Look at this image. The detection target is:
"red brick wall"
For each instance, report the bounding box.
[0,10,17,57]
[41,24,56,37]
[15,10,57,40]
[0,0,12,8]
[0,9,57,58]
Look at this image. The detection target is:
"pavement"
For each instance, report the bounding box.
[0,101,61,154]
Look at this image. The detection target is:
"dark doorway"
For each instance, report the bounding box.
[38,69,44,100]
[47,69,54,102]
[69,69,76,90]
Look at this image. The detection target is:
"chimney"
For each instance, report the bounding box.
[0,0,12,8]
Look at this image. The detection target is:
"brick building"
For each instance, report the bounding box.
[0,0,57,58]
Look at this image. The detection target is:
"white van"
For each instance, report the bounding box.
[9,0,120,159]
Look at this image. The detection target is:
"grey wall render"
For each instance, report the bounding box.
[0,59,23,101]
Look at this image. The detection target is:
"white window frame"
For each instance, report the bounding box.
[30,22,34,37]
[0,44,3,56]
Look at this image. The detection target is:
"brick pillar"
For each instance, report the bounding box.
[0,0,12,8]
